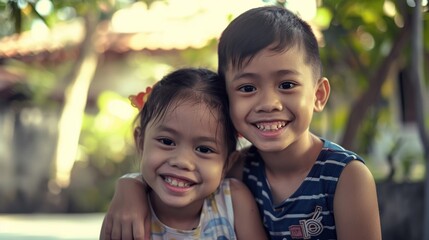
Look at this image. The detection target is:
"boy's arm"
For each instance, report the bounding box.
[99,147,250,240]
[334,160,382,240]
[100,174,151,240]
[229,178,268,240]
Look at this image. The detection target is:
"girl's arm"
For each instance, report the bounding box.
[334,160,382,240]
[100,175,151,240]
[230,178,268,240]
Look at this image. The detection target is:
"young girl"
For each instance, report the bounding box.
[102,68,267,240]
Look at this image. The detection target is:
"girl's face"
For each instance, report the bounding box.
[140,100,228,210]
[224,44,329,153]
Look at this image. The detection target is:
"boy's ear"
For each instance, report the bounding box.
[314,77,330,112]
[134,127,144,154]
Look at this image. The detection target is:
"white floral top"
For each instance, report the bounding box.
[149,179,236,240]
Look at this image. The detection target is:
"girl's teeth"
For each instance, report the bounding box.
[164,177,190,188]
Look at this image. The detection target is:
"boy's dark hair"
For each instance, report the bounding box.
[137,67,237,156]
[218,6,322,80]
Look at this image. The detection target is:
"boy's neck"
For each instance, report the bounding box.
[258,134,323,204]
[149,192,203,230]
[258,133,323,175]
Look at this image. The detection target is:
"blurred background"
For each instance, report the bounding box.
[0,0,428,239]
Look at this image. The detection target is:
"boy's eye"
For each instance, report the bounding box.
[196,146,214,154]
[279,82,296,89]
[238,85,256,93]
[158,138,175,146]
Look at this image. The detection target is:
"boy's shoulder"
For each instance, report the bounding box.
[237,139,365,166]
[319,138,365,163]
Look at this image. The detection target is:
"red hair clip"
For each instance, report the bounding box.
[129,86,152,110]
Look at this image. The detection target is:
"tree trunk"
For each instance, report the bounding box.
[340,15,411,150]
[53,14,99,188]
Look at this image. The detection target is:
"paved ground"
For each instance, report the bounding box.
[0,213,104,240]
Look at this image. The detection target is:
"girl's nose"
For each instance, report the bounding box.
[168,148,196,171]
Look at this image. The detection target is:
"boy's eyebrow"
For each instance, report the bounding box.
[231,72,259,81]
[232,69,300,81]
[275,69,300,76]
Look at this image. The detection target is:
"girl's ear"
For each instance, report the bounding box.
[134,127,144,154]
[314,77,330,112]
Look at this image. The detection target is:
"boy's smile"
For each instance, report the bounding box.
[255,121,287,132]
[225,44,328,154]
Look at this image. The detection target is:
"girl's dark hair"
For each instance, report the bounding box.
[137,67,237,156]
[218,6,322,80]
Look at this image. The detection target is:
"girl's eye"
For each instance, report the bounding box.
[279,82,296,89]
[196,146,214,154]
[238,85,256,93]
[158,138,175,146]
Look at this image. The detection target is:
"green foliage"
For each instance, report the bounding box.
[71,91,140,212]
[0,0,114,36]
[317,0,428,182]
[80,91,137,168]
[2,0,428,212]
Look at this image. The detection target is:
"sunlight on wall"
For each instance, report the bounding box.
[286,0,317,20]
[110,0,265,50]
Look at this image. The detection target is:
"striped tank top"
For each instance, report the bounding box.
[242,139,364,240]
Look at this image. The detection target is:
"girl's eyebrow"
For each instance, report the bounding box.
[154,125,181,137]
[197,135,220,143]
[157,125,219,144]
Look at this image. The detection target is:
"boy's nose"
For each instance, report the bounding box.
[255,91,283,112]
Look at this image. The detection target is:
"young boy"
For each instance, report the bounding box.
[100,6,381,240]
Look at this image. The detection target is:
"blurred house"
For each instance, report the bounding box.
[0,0,265,212]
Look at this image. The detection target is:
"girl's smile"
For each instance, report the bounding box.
[141,101,227,210]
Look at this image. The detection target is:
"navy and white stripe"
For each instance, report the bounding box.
[242,138,364,240]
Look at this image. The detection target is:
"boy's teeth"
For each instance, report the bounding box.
[256,121,286,131]
[164,176,191,188]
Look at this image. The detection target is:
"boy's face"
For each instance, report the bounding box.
[140,101,227,209]
[224,45,329,153]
